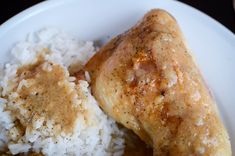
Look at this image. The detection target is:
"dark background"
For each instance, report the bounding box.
[0,0,235,33]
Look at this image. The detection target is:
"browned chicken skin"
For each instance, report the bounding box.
[85,9,231,155]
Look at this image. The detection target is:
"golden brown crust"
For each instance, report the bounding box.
[85,9,231,155]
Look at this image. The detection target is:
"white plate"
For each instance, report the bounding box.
[0,0,234,152]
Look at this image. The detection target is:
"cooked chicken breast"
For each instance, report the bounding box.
[85,9,231,155]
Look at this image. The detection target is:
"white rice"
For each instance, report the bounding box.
[0,28,124,156]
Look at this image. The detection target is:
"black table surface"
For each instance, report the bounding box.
[0,0,235,34]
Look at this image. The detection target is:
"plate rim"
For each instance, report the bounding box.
[0,0,234,43]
